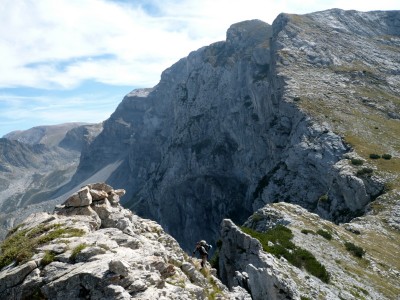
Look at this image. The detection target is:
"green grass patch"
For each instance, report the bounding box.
[41,251,56,266]
[317,229,332,240]
[0,224,85,269]
[241,225,330,283]
[70,243,88,262]
[369,153,381,159]
[345,242,365,258]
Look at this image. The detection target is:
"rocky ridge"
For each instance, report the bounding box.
[218,202,400,299]
[0,183,250,300]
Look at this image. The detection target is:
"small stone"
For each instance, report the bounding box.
[90,189,108,201]
[114,189,126,197]
[87,183,113,193]
[128,279,147,292]
[109,259,131,277]
[63,187,92,207]
[108,192,120,205]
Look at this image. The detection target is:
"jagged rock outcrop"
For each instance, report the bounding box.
[219,219,300,299]
[65,9,399,251]
[219,202,400,299]
[0,183,249,300]
[0,123,102,240]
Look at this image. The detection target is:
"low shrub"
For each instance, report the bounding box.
[369,153,381,159]
[356,168,373,177]
[301,229,315,235]
[382,154,392,160]
[317,229,332,240]
[350,158,364,166]
[345,242,365,258]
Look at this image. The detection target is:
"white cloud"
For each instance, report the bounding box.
[1,0,399,90]
[0,92,117,136]
[0,0,220,89]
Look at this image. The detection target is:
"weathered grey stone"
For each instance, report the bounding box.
[114,189,126,197]
[91,198,113,220]
[230,286,252,300]
[75,246,107,262]
[63,186,92,207]
[108,192,120,205]
[89,189,108,201]
[128,279,147,292]
[56,205,101,230]
[109,259,131,277]
[88,182,113,193]
[0,261,37,294]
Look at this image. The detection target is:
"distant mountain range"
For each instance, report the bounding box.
[0,122,102,237]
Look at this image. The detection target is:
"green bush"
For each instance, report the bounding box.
[241,225,330,283]
[350,158,364,166]
[317,229,332,240]
[345,242,365,258]
[301,229,315,235]
[369,153,381,159]
[356,168,373,177]
[382,154,392,160]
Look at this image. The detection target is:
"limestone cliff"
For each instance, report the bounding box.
[0,183,249,300]
[70,9,399,250]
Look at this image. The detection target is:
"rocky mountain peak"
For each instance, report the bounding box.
[226,19,272,50]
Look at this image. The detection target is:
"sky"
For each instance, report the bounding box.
[1,0,399,137]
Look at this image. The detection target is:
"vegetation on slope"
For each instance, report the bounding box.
[0,223,85,269]
[241,224,330,283]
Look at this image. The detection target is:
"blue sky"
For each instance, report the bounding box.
[1,0,399,137]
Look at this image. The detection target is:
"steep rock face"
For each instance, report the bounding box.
[0,123,102,240]
[58,123,103,152]
[264,9,400,219]
[0,183,248,300]
[70,10,399,250]
[218,203,400,299]
[218,219,300,300]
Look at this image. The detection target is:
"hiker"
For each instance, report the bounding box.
[192,240,212,268]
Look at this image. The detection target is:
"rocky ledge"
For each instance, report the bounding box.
[218,202,400,300]
[0,183,250,300]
